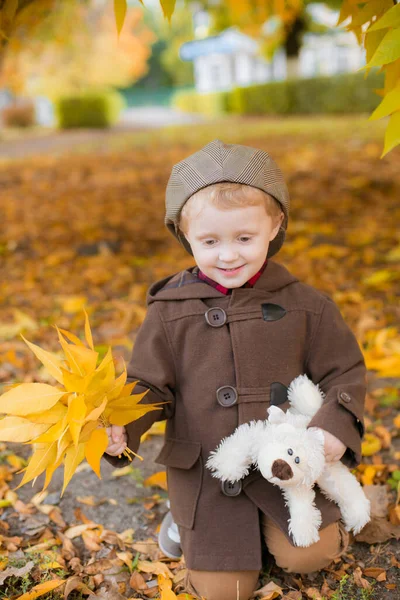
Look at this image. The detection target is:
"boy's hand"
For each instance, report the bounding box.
[105,425,127,456]
[317,428,346,462]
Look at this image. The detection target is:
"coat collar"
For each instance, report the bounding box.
[147,260,299,304]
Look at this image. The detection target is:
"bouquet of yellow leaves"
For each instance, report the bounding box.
[0,312,160,494]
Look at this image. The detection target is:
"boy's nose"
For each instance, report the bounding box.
[218,248,239,262]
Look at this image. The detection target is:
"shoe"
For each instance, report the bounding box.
[158,510,182,559]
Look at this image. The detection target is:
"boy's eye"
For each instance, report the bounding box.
[239,236,251,242]
[204,240,216,246]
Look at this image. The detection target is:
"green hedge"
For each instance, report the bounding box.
[172,88,232,116]
[55,89,125,128]
[173,71,384,116]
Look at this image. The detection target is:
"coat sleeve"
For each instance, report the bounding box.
[305,296,366,468]
[104,301,176,467]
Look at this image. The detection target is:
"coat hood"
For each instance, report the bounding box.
[146,261,299,304]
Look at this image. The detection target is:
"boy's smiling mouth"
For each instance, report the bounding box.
[218,265,245,273]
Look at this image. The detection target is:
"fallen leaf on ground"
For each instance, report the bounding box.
[93,583,126,599]
[76,496,107,506]
[355,517,400,543]
[363,567,386,580]
[14,578,65,599]
[64,575,95,598]
[252,581,283,599]
[282,592,302,600]
[138,560,173,578]
[305,588,323,600]
[353,567,371,590]
[0,560,35,585]
[363,484,389,517]
[111,465,134,477]
[362,433,382,456]
[143,471,168,491]
[65,524,99,539]
[129,571,147,591]
[158,575,177,600]
[374,425,392,448]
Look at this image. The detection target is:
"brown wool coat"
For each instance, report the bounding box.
[105,260,366,571]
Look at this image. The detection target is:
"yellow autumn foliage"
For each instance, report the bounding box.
[361,433,382,457]
[362,327,400,378]
[0,312,161,495]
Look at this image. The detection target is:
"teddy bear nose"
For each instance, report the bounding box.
[271,459,293,480]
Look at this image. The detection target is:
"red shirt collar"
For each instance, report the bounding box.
[197,260,268,295]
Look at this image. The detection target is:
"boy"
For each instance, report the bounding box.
[105,140,366,600]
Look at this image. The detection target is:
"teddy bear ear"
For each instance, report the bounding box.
[267,405,287,424]
[287,374,325,418]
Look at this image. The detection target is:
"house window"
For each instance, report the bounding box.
[337,46,348,73]
[210,63,222,88]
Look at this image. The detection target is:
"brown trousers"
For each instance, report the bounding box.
[186,517,349,600]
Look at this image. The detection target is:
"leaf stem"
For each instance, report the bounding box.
[119,447,143,462]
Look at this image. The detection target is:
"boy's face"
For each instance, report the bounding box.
[183,200,283,288]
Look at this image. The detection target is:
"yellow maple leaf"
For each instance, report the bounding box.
[362,433,382,456]
[106,369,127,401]
[14,578,65,600]
[84,309,94,350]
[62,443,85,494]
[139,562,173,578]
[85,397,108,422]
[80,421,99,443]
[21,335,64,384]
[33,416,68,445]
[107,404,160,427]
[15,442,58,489]
[0,313,159,493]
[67,394,87,446]
[361,465,377,486]
[43,455,63,492]
[158,574,177,600]
[25,403,68,424]
[382,110,400,157]
[0,383,67,416]
[143,471,168,491]
[61,367,91,394]
[85,428,109,477]
[0,416,48,442]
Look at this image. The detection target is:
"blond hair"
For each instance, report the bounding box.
[178,182,283,235]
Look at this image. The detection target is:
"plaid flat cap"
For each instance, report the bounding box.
[165,139,290,258]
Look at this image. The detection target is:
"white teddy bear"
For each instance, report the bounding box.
[206,375,371,547]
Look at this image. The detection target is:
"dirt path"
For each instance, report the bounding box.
[12,435,166,542]
[0,107,205,159]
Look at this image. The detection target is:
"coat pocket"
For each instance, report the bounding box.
[155,438,202,530]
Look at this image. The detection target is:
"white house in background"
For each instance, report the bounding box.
[299,30,365,77]
[299,4,365,77]
[180,28,286,94]
[181,3,365,95]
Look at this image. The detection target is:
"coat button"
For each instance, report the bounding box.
[216,386,238,407]
[340,392,351,403]
[221,480,242,497]
[205,307,227,327]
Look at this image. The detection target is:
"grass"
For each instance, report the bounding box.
[0,553,82,599]
[0,113,389,163]
[80,114,389,154]
[328,574,376,600]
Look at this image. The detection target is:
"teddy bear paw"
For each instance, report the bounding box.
[342,499,371,535]
[289,520,321,547]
